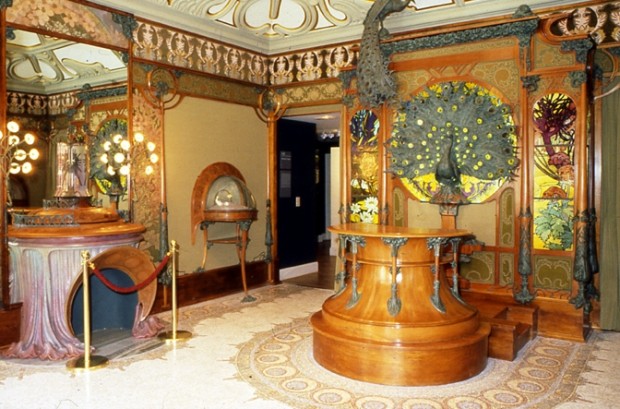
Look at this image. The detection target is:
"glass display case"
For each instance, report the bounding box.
[190,162,257,302]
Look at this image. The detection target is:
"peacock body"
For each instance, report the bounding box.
[356,0,409,108]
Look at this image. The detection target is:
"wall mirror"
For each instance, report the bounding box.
[5,28,128,210]
[1,0,134,308]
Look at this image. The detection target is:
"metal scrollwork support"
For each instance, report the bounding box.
[334,235,348,294]
[570,210,593,313]
[585,208,600,303]
[111,13,138,42]
[427,237,447,313]
[256,89,286,284]
[521,75,540,93]
[345,235,365,309]
[515,207,535,303]
[449,237,464,302]
[382,237,408,316]
[561,38,595,64]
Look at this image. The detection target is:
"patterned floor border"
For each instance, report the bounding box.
[234,315,599,409]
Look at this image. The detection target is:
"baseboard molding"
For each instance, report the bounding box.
[280,262,318,280]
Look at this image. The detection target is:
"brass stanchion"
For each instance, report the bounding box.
[67,251,109,371]
[159,240,192,342]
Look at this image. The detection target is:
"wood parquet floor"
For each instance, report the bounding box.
[284,240,336,290]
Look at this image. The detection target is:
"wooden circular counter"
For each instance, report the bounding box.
[311,223,490,386]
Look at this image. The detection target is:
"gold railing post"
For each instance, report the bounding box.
[67,251,109,371]
[159,240,191,342]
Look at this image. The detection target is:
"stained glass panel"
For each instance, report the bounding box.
[349,110,379,224]
[532,93,575,251]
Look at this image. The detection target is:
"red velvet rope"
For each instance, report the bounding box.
[90,255,170,294]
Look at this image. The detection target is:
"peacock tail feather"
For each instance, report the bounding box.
[389,81,520,185]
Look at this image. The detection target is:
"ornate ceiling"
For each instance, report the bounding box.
[90,0,586,54]
[6,30,127,95]
[5,0,589,130]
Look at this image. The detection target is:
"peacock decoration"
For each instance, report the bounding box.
[388,81,520,204]
[356,0,409,108]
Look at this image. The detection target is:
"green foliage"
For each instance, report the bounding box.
[534,200,574,250]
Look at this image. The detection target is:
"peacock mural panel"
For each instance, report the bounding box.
[388,81,520,204]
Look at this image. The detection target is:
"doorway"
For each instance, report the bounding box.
[277,113,340,284]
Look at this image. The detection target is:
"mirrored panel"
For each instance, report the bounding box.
[5,28,128,209]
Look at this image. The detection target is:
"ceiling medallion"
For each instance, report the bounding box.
[205,0,351,38]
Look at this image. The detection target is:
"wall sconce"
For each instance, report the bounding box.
[94,130,158,201]
[1,120,39,206]
[132,132,159,176]
[98,131,158,177]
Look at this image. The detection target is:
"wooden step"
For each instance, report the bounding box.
[479,304,538,361]
[486,315,531,360]
[462,297,537,361]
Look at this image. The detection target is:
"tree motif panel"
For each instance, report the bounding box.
[532,93,576,251]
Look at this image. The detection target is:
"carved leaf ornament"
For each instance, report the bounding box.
[388,81,520,203]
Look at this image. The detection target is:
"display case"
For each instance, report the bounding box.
[191,162,257,301]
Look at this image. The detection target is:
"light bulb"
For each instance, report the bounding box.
[119,165,130,175]
[22,162,32,174]
[24,133,35,145]
[9,163,20,174]
[113,152,125,163]
[150,153,159,163]
[7,121,19,133]
[145,165,154,175]
[100,153,109,164]
[8,135,19,146]
[29,149,40,160]
[112,133,123,144]
[120,140,131,151]
[14,149,27,161]
[107,165,116,175]
[134,132,144,143]
[147,142,156,152]
[0,131,3,139]
[103,141,112,151]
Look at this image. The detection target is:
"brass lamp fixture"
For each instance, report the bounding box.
[0,120,39,206]
[94,130,159,200]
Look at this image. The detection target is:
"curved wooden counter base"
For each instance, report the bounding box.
[311,224,490,386]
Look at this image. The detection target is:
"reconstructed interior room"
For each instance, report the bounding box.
[1,0,619,407]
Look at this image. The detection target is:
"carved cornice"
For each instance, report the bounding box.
[382,18,539,56]
[76,85,127,104]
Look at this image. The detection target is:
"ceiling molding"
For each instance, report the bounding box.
[88,0,588,55]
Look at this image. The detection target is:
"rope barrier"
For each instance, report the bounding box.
[89,255,170,294]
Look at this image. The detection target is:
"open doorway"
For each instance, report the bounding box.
[278,111,340,287]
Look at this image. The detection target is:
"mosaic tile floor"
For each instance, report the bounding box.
[1,284,618,409]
